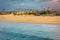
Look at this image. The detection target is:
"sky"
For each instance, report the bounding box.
[0,0,60,11]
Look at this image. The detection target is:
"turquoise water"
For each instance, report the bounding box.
[0,21,60,40]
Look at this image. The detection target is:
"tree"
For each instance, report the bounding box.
[3,8,5,11]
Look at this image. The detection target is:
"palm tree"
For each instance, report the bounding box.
[2,8,5,12]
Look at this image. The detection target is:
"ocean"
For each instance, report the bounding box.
[0,21,60,40]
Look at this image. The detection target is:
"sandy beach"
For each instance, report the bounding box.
[0,15,60,24]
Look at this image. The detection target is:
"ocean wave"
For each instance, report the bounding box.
[0,31,53,40]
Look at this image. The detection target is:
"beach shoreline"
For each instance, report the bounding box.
[0,15,60,24]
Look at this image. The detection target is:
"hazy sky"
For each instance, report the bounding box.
[0,0,60,11]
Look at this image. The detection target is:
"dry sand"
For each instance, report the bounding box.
[0,15,60,24]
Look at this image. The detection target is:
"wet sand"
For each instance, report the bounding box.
[0,15,60,24]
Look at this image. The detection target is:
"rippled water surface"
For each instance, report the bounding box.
[0,21,60,40]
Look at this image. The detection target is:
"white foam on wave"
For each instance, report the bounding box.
[0,21,60,40]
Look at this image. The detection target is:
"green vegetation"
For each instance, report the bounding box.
[0,8,60,16]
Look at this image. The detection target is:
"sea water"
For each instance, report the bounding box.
[0,21,60,40]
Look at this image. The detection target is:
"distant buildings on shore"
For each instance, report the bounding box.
[0,9,60,16]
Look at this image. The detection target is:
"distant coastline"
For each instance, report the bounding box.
[0,15,60,24]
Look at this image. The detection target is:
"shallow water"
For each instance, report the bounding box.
[0,21,60,40]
